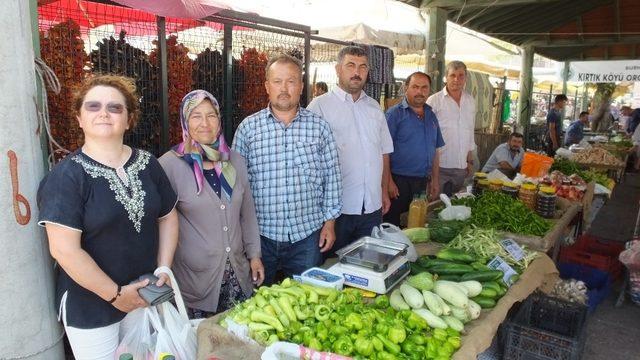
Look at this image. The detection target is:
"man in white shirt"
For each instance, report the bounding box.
[426,60,476,196]
[308,46,394,256]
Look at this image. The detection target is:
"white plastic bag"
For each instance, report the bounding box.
[158,302,197,359]
[262,341,352,360]
[371,223,418,261]
[438,194,471,221]
[116,308,154,359]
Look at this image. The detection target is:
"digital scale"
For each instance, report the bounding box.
[328,237,410,294]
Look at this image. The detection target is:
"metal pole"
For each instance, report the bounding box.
[548,84,553,111]
[156,16,169,153]
[223,23,234,143]
[518,46,534,139]
[426,7,447,92]
[574,87,579,119]
[303,31,311,107]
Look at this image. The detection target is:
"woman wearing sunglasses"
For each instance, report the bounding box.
[37,75,179,359]
[158,90,263,319]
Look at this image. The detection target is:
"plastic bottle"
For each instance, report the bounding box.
[118,354,133,360]
[407,194,423,228]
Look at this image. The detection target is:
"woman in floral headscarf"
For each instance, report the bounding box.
[159,90,263,318]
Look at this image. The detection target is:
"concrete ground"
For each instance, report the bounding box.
[582,172,640,360]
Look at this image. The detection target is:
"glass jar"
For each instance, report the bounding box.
[537,186,557,219]
[489,179,503,192]
[501,181,519,199]
[518,183,537,210]
[472,172,487,196]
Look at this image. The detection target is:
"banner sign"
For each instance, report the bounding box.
[568,60,640,82]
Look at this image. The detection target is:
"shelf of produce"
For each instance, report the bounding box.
[195,248,560,360]
[575,158,627,183]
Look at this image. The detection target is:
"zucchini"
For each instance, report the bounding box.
[436,274,461,282]
[429,263,474,275]
[400,283,424,309]
[436,248,476,263]
[459,281,483,297]
[433,282,468,308]
[471,296,497,309]
[459,270,504,282]
[422,290,443,316]
[412,309,448,329]
[467,300,481,319]
[442,316,465,332]
[479,288,498,298]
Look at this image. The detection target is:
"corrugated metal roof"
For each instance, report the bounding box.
[399,0,640,61]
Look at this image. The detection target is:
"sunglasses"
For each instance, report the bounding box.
[83,101,126,114]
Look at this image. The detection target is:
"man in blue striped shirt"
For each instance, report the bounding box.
[232,54,342,285]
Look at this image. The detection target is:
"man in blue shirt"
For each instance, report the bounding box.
[482,132,525,177]
[545,94,567,157]
[384,72,445,226]
[564,111,590,146]
[233,54,342,285]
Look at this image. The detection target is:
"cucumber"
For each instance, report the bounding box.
[479,288,498,298]
[471,296,497,309]
[481,281,502,293]
[460,270,504,282]
[471,262,489,271]
[429,263,474,275]
[419,258,460,269]
[436,274,461,282]
[410,262,428,275]
[497,285,508,296]
[436,248,476,263]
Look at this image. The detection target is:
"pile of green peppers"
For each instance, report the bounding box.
[222,279,461,359]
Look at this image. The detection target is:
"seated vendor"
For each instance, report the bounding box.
[482,132,524,178]
[564,111,590,146]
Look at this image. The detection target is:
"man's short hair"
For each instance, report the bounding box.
[445,60,467,76]
[509,132,524,140]
[554,94,568,103]
[405,72,432,86]
[265,53,303,79]
[579,111,589,118]
[337,46,367,65]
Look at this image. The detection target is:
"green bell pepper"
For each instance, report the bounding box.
[332,336,354,356]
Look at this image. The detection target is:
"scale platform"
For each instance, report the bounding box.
[328,237,410,294]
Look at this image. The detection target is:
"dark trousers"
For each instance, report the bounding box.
[326,208,382,258]
[261,230,321,286]
[383,174,428,227]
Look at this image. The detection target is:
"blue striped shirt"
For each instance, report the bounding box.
[232,106,342,242]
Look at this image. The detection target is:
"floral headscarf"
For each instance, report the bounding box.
[173,90,235,199]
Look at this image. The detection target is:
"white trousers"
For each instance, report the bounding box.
[61,292,129,360]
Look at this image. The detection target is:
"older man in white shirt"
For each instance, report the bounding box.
[308,46,394,257]
[426,60,476,196]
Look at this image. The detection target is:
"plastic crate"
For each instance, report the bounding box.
[559,235,625,281]
[503,292,588,360]
[558,262,611,313]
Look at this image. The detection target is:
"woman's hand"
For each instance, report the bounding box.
[155,272,172,288]
[250,258,265,287]
[112,278,150,313]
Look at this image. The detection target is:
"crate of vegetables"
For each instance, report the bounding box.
[503,292,587,360]
[559,235,625,281]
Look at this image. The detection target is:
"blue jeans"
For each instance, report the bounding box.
[327,208,382,258]
[261,230,321,286]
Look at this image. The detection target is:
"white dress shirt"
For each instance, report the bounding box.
[308,87,394,215]
[426,87,476,169]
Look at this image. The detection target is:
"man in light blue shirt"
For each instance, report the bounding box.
[233,54,342,285]
[482,132,525,177]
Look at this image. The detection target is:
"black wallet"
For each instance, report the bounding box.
[132,273,175,306]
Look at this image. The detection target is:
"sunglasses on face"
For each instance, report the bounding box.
[83,101,126,114]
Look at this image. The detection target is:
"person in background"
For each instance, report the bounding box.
[481,132,525,178]
[159,90,263,318]
[564,111,590,146]
[545,94,568,156]
[620,105,632,131]
[233,54,342,285]
[314,81,328,97]
[384,71,444,226]
[308,46,393,256]
[426,60,476,196]
[623,105,640,135]
[37,75,178,359]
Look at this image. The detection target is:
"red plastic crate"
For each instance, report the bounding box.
[560,235,625,281]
